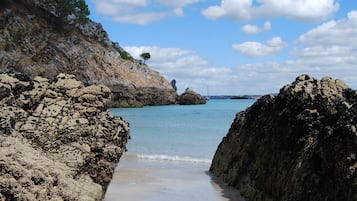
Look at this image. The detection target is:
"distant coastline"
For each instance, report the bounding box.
[205,95,263,100]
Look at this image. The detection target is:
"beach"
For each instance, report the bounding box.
[105,153,246,201]
[106,99,254,201]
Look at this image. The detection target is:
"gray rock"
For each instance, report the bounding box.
[210,74,357,201]
[0,73,129,200]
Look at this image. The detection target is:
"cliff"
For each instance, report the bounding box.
[0,73,129,200]
[210,75,357,201]
[0,0,177,107]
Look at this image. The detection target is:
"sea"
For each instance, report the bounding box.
[105,99,255,201]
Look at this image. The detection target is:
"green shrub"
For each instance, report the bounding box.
[39,0,90,24]
[140,52,151,64]
[120,51,133,61]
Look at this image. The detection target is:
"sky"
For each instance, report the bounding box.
[86,0,357,95]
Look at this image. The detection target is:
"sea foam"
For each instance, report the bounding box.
[137,154,212,164]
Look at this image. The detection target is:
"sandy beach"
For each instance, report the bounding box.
[105,153,246,201]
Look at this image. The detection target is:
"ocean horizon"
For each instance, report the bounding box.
[106,99,255,201]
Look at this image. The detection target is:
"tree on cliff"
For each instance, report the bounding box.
[140,52,151,64]
[40,0,90,24]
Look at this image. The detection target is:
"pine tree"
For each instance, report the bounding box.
[140,52,151,64]
[40,0,90,24]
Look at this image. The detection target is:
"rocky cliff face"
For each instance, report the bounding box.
[0,1,177,107]
[0,73,129,200]
[210,75,357,201]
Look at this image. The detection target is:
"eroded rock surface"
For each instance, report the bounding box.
[210,75,357,201]
[178,88,206,105]
[0,1,177,107]
[0,73,129,200]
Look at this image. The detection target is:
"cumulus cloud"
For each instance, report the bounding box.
[91,0,200,24]
[113,11,171,25]
[156,0,201,8]
[123,46,236,94]
[292,10,357,66]
[202,0,339,22]
[123,10,357,95]
[234,10,357,94]
[242,21,271,34]
[232,37,288,57]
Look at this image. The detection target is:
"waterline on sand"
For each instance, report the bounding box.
[137,153,212,164]
[105,153,246,201]
[106,100,254,201]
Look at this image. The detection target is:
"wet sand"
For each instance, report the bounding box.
[105,154,246,201]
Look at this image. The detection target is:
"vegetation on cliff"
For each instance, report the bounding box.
[39,0,90,24]
[0,0,177,107]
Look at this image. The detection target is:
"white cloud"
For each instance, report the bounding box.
[123,46,236,94]
[296,12,357,46]
[113,11,171,25]
[91,0,147,16]
[241,24,261,34]
[156,0,201,8]
[234,10,357,94]
[91,0,200,25]
[232,37,288,57]
[292,10,357,67]
[264,21,272,30]
[242,21,271,34]
[202,0,339,22]
[123,46,193,63]
[123,10,357,95]
[173,8,184,17]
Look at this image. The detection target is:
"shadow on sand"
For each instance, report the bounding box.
[206,171,246,201]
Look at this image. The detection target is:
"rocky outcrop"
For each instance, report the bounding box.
[210,75,357,201]
[0,1,177,107]
[178,88,206,105]
[0,73,129,200]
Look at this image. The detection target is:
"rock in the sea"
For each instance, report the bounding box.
[0,73,129,200]
[178,88,206,105]
[210,74,357,201]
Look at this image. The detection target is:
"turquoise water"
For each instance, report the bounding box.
[110,99,255,163]
[106,99,255,201]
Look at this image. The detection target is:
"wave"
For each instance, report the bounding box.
[137,154,212,164]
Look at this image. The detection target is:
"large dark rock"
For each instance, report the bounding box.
[0,73,129,200]
[178,88,206,105]
[210,74,357,201]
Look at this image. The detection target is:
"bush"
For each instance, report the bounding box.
[120,51,133,61]
[140,52,151,64]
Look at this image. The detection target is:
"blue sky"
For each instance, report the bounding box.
[87,0,357,95]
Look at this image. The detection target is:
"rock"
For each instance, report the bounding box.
[178,88,206,105]
[0,73,129,200]
[210,74,357,201]
[0,1,177,107]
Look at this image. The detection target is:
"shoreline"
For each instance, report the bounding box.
[105,153,246,201]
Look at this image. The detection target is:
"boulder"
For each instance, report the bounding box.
[178,88,206,105]
[0,73,129,200]
[210,74,357,201]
